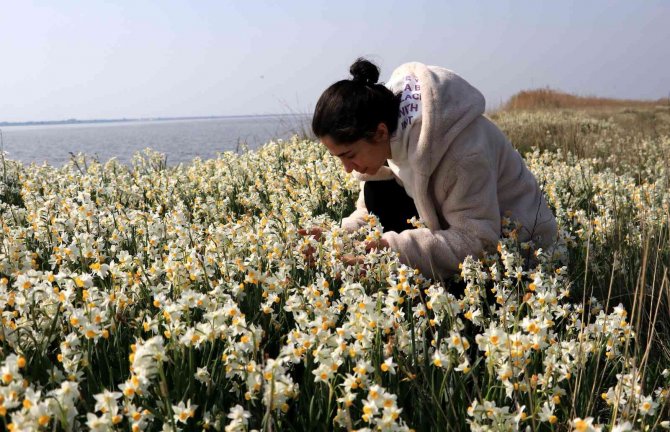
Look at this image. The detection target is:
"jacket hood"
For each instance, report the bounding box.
[385,62,486,176]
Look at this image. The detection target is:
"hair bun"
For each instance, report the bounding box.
[350,58,380,85]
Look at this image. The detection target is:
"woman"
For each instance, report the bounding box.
[308,58,557,280]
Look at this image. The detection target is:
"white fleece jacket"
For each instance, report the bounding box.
[342,62,558,279]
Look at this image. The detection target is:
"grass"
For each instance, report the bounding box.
[489,101,670,172]
[502,88,670,111]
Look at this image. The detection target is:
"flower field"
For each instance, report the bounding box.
[1,109,669,431]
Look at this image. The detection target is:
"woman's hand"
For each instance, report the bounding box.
[341,253,365,266]
[297,227,324,266]
[340,238,390,268]
[298,227,389,271]
[340,254,367,278]
[297,227,324,241]
[364,238,389,252]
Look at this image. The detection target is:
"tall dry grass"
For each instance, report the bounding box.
[489,102,670,172]
[503,88,670,111]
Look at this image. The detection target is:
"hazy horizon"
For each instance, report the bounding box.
[0,112,312,126]
[1,1,668,123]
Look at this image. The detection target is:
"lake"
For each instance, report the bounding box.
[0,114,312,166]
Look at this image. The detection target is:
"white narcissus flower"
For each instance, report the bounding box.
[537,402,557,424]
[195,366,211,384]
[638,394,658,416]
[172,399,197,424]
[572,417,601,432]
[86,412,111,432]
[93,389,122,413]
[380,357,396,374]
[225,405,251,432]
[611,422,633,432]
[431,350,449,369]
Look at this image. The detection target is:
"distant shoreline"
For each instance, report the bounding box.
[0,113,311,128]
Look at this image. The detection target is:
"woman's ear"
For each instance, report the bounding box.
[375,122,389,142]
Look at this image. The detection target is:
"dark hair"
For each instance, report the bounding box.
[312,58,400,144]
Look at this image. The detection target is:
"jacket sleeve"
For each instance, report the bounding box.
[341,181,369,231]
[382,153,501,279]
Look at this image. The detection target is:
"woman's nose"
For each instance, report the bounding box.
[342,159,355,173]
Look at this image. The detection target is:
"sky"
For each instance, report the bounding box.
[1,0,668,122]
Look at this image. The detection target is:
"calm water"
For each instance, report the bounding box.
[0,115,312,166]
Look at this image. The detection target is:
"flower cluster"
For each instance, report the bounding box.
[0,132,668,431]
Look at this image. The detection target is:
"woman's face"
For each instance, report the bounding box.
[321,123,391,175]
